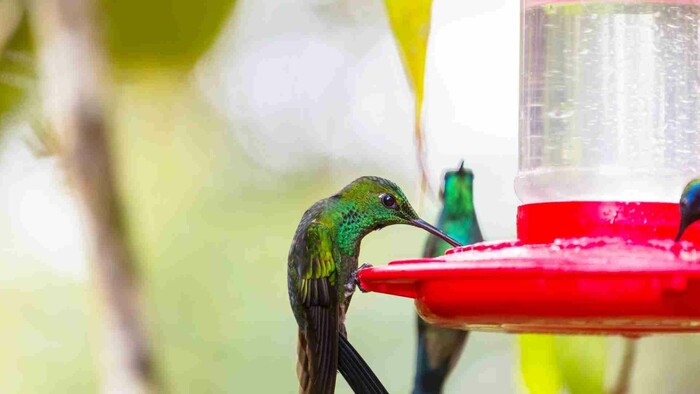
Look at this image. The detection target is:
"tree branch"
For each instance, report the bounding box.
[28,0,156,392]
[610,338,637,394]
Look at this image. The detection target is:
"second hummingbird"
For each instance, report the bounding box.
[413,162,484,394]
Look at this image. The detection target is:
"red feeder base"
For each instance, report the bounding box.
[357,201,700,336]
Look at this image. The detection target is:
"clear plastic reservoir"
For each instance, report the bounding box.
[516,0,700,203]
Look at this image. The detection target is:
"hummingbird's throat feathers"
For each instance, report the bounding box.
[442,179,476,217]
[333,202,406,256]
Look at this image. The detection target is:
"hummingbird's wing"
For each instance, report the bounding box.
[414,319,468,393]
[296,222,339,394]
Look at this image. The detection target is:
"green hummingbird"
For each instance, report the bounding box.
[288,176,461,394]
[676,177,700,241]
[413,162,483,394]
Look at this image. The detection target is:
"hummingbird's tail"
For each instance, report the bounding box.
[296,305,338,394]
[338,334,388,394]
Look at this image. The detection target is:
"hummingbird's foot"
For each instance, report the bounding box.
[344,263,373,297]
[353,263,373,293]
[344,280,356,300]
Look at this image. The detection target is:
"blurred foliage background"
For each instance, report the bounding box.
[2,0,700,393]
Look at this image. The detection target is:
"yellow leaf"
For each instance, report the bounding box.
[518,334,563,394]
[383,0,432,105]
[383,0,434,199]
[554,336,607,394]
[102,0,237,71]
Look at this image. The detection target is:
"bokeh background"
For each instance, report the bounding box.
[2,0,700,392]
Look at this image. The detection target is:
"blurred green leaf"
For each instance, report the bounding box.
[0,274,96,393]
[0,11,35,125]
[519,334,563,394]
[520,335,608,394]
[555,336,607,394]
[101,0,237,71]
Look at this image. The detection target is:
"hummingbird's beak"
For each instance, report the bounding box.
[410,218,462,247]
[676,217,690,242]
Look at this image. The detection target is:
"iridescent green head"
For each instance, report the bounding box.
[676,178,700,241]
[334,176,460,247]
[439,161,475,216]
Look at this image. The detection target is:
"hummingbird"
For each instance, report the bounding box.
[676,177,700,241]
[288,176,461,394]
[413,162,483,394]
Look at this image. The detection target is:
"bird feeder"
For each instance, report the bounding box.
[359,0,700,335]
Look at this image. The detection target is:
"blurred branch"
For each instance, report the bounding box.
[28,0,156,393]
[610,339,637,394]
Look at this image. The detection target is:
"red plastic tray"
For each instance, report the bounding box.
[357,201,700,336]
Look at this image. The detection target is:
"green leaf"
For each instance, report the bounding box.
[0,10,35,124]
[555,336,607,394]
[101,0,237,71]
[519,334,563,394]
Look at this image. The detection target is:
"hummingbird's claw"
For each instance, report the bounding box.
[344,264,373,298]
[344,280,356,299]
[354,263,373,293]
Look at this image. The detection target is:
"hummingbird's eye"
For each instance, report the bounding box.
[380,193,397,209]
